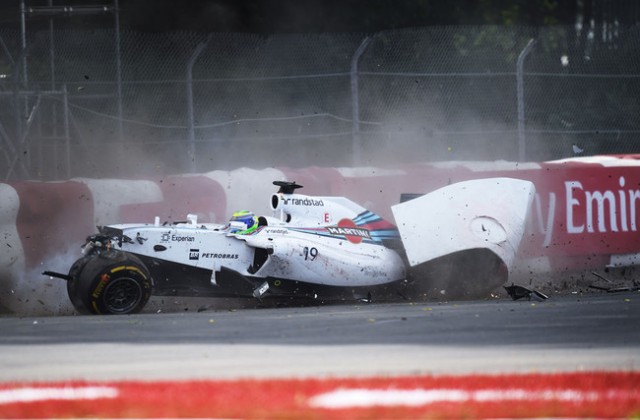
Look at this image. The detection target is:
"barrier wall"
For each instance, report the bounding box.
[0,183,24,313]
[1,155,639,314]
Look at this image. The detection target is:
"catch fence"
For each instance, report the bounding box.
[1,24,639,180]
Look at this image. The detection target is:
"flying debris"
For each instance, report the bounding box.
[588,272,640,293]
[504,284,549,301]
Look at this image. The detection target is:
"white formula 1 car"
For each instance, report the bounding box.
[45,179,535,315]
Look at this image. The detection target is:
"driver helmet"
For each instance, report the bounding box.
[229,210,258,234]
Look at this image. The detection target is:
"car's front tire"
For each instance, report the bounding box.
[67,250,152,315]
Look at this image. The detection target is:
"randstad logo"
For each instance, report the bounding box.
[282,197,324,206]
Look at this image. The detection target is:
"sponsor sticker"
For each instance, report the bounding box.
[282,197,324,206]
[160,232,195,243]
[172,235,195,242]
[264,228,288,235]
[327,219,371,244]
[201,253,239,259]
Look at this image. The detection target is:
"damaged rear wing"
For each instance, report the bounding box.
[392,177,536,298]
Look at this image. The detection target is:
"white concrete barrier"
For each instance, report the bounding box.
[73,178,163,226]
[0,184,25,313]
[204,168,286,219]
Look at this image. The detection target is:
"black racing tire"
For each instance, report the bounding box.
[67,250,152,315]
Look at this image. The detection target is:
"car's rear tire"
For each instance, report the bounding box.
[67,251,152,315]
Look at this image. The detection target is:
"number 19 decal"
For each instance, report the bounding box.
[303,246,318,261]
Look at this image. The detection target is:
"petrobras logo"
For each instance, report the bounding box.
[282,197,324,207]
[201,253,239,259]
[327,219,371,244]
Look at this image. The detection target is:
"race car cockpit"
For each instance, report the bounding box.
[228,210,259,234]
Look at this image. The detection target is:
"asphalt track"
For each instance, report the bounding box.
[0,292,638,382]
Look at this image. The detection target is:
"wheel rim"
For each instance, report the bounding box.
[103,276,143,314]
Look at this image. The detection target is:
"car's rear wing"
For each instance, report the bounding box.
[392,177,536,299]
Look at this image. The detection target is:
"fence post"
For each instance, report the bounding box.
[62,84,71,179]
[351,36,372,166]
[517,38,535,162]
[114,0,123,144]
[186,36,210,173]
[19,0,28,91]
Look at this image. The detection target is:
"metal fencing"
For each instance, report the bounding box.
[1,25,639,180]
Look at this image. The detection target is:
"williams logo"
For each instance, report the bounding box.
[327,219,371,244]
[189,249,200,260]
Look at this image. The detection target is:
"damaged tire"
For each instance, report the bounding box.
[67,250,152,315]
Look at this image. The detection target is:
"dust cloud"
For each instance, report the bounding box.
[0,28,588,318]
[1,252,77,317]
